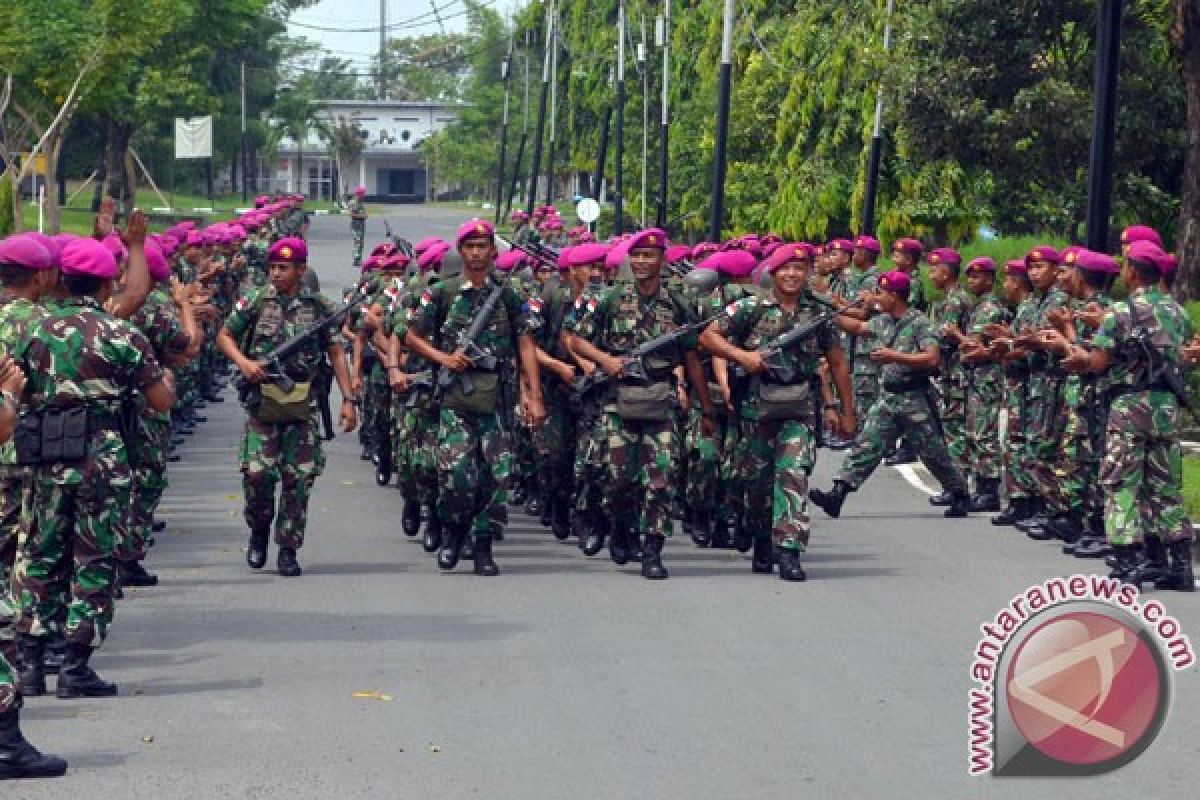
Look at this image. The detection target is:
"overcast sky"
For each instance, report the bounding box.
[287,0,524,75]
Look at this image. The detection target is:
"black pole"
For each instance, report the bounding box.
[709,0,734,241]
[524,32,552,217]
[861,135,883,236]
[1085,0,1124,251]
[656,120,668,229]
[615,78,625,234]
[506,131,527,216]
[241,135,249,203]
[594,107,612,201]
[494,48,514,225]
[206,158,214,206]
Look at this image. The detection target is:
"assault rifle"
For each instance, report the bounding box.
[383,221,415,260]
[569,314,716,405]
[436,276,507,397]
[1132,327,1198,419]
[497,233,559,270]
[731,308,836,385]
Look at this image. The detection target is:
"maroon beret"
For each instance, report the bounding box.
[568,243,610,267]
[61,237,118,279]
[878,270,911,296]
[455,219,495,248]
[853,235,881,254]
[267,237,307,264]
[764,242,816,274]
[965,256,996,273]
[1120,225,1162,248]
[928,248,962,267]
[1025,245,1060,266]
[891,238,923,258]
[0,234,55,270]
[626,228,669,252]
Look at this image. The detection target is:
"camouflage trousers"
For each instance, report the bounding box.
[837,390,968,494]
[351,220,365,266]
[126,416,171,562]
[0,651,16,714]
[740,416,817,551]
[362,369,390,455]
[683,406,724,518]
[852,370,880,435]
[1048,379,1104,520]
[532,391,575,504]
[512,413,537,488]
[1002,377,1037,501]
[938,380,968,478]
[14,477,128,648]
[435,408,511,540]
[1102,393,1189,546]
[1023,376,1068,500]
[239,415,325,549]
[0,467,31,587]
[392,395,439,506]
[965,375,1004,482]
[596,409,680,538]
[572,412,608,515]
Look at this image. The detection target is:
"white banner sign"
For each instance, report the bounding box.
[174,116,213,159]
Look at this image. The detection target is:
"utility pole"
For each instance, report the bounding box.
[241,60,249,202]
[1085,0,1124,251]
[506,34,532,215]
[709,0,735,242]
[379,0,388,100]
[494,34,514,224]
[655,1,671,229]
[544,8,558,208]
[615,0,627,235]
[524,5,552,217]
[639,15,647,228]
[860,0,894,236]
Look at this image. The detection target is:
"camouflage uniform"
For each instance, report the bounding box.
[530,280,578,523]
[573,283,695,540]
[12,297,164,648]
[928,285,975,477]
[716,293,834,551]
[1003,295,1041,502]
[835,309,968,495]
[963,292,1011,483]
[1092,287,1192,546]
[223,286,334,551]
[843,266,882,431]
[1023,287,1070,499]
[389,274,440,514]
[125,287,192,562]
[348,197,367,266]
[408,276,537,541]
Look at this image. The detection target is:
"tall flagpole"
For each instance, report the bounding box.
[860,0,894,236]
[655,2,670,229]
[708,0,735,241]
[615,0,627,234]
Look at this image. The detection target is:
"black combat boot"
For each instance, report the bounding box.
[751,538,774,574]
[152,519,166,533]
[551,494,571,540]
[641,535,668,580]
[1072,536,1112,559]
[928,491,953,507]
[991,497,1031,526]
[1108,545,1143,590]
[537,495,553,528]
[883,441,916,466]
[460,537,476,561]
[119,559,158,587]
[1154,540,1195,592]
[0,708,68,779]
[709,516,732,549]
[969,479,1001,513]
[526,492,544,520]
[809,481,851,519]
[1137,537,1169,584]
[511,482,528,507]
[1046,510,1084,544]
[581,512,607,557]
[56,644,118,698]
[1015,499,1048,533]
[681,511,694,537]
[276,547,302,577]
[777,548,807,582]
[42,633,65,675]
[472,537,499,577]
[689,512,711,547]
[944,492,971,518]
[438,525,466,570]
[422,512,443,553]
[732,518,754,553]
[246,527,269,570]
[628,529,643,561]
[16,635,46,697]
[608,524,631,565]
[401,498,422,537]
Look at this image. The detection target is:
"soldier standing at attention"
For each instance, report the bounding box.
[405,219,546,577]
[809,271,971,519]
[1058,241,1194,591]
[348,187,368,267]
[568,229,715,580]
[218,237,359,578]
[12,236,175,700]
[925,248,976,506]
[700,243,855,581]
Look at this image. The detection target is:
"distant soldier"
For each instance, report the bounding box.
[1058,241,1194,591]
[809,271,971,519]
[218,237,358,577]
[348,187,368,267]
[925,248,975,506]
[700,243,855,581]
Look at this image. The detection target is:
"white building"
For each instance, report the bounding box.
[269,99,461,203]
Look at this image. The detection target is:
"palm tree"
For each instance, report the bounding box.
[272,84,329,196]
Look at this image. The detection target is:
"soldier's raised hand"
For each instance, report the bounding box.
[122,209,148,246]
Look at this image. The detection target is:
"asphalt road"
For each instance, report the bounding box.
[10,208,1200,798]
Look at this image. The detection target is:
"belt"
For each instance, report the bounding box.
[882,377,932,393]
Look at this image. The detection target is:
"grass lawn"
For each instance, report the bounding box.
[1184,455,1200,519]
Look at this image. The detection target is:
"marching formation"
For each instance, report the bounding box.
[0,193,1195,780]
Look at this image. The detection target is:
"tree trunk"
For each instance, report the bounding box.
[8,170,22,233]
[44,129,65,233]
[104,122,134,215]
[1174,0,1200,301]
[92,121,110,212]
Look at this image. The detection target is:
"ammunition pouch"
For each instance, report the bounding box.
[443,371,499,415]
[882,375,933,394]
[256,381,313,424]
[616,381,675,422]
[15,407,122,466]
[754,381,812,422]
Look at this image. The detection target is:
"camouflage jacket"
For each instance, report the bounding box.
[1093,286,1192,402]
[408,273,538,367]
[129,287,191,422]
[867,308,938,390]
[15,295,163,485]
[224,286,337,382]
[573,281,697,377]
[0,293,45,468]
[965,292,1011,390]
[348,197,367,223]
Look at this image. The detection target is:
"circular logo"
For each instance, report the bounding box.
[1005,610,1169,769]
